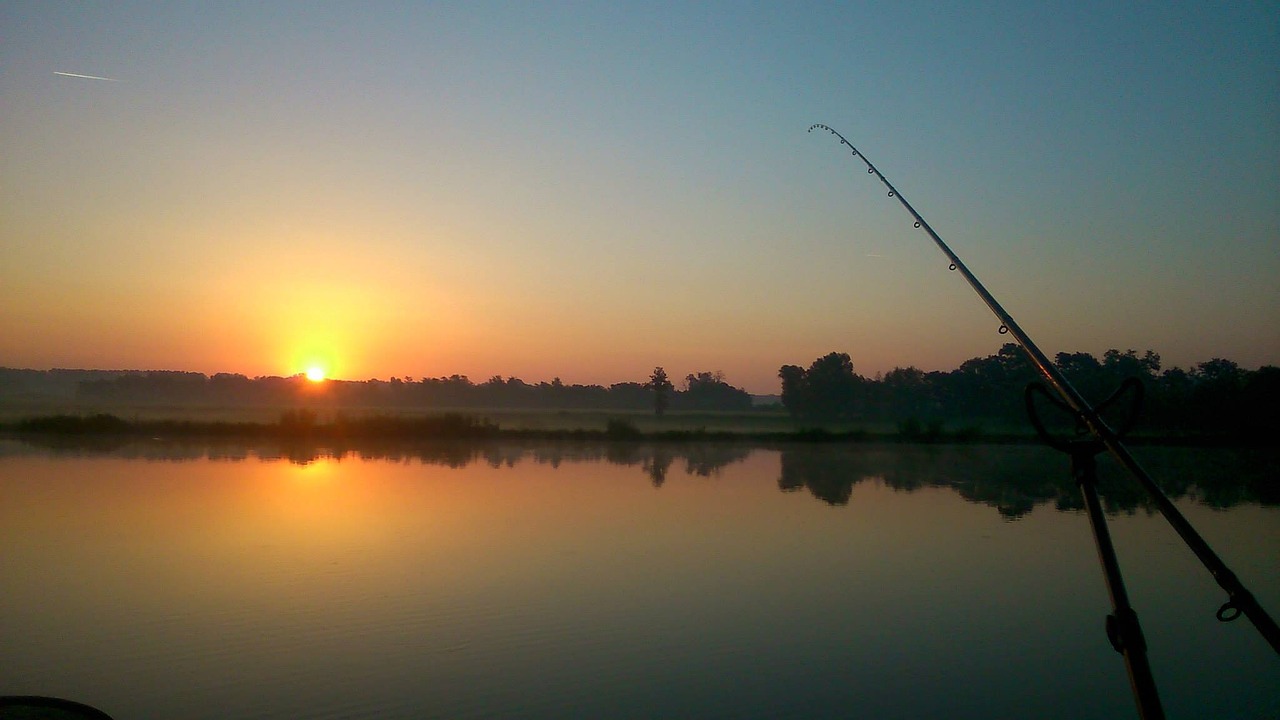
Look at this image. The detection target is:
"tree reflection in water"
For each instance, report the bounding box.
[778,445,1278,517]
[2,437,1273,515]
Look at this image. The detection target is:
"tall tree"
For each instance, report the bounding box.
[803,352,863,422]
[778,364,807,418]
[777,352,864,422]
[644,366,674,416]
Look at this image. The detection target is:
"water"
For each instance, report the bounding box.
[1,440,1276,719]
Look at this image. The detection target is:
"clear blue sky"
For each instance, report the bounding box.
[2,1,1276,392]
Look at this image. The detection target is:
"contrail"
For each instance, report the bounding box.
[54,71,120,82]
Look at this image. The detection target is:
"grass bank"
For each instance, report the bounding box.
[0,411,1022,445]
[0,408,1257,447]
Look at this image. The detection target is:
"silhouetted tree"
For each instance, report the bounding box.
[1152,366,1194,431]
[778,364,806,417]
[608,382,651,410]
[1190,358,1244,432]
[677,370,752,411]
[644,367,674,416]
[777,352,866,423]
[1055,351,1107,401]
[878,366,935,421]
[945,343,1038,421]
[1239,366,1280,440]
[1102,348,1161,384]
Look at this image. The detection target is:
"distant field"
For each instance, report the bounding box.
[0,400,1008,436]
[1,399,1237,446]
[0,400,812,433]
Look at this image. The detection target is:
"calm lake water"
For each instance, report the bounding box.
[2,439,1276,719]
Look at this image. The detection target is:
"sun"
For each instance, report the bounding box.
[305,366,326,382]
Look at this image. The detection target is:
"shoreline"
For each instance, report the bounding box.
[0,412,1263,449]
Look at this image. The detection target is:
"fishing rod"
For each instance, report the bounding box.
[809,123,1279,713]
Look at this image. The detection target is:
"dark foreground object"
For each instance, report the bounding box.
[0,697,114,720]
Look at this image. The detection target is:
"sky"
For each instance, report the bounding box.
[2,2,1276,393]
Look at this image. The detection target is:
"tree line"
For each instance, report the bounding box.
[4,346,1276,437]
[780,345,1279,439]
[6,428,1270,512]
[52,366,754,413]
